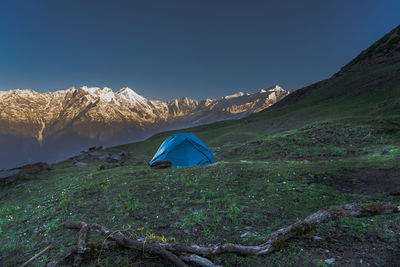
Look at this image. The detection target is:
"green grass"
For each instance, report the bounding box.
[1,53,400,266]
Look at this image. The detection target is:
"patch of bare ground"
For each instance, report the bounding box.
[330,168,400,195]
[298,218,400,266]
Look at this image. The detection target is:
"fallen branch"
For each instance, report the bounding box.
[73,222,90,266]
[21,246,51,267]
[46,246,76,267]
[45,242,116,267]
[64,222,187,267]
[50,202,399,266]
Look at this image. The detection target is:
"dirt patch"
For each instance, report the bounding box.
[298,225,400,266]
[330,168,400,194]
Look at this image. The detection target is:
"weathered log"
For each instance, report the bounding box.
[54,202,399,266]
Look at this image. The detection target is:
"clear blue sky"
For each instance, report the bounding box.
[0,0,399,100]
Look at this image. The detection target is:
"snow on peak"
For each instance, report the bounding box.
[224,92,245,99]
[79,86,115,102]
[116,87,147,104]
[260,85,285,93]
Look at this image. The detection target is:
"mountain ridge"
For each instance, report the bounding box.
[0,85,288,168]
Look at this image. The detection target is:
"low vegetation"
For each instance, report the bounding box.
[1,114,399,266]
[1,31,400,266]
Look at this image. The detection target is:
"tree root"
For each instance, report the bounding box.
[47,202,399,266]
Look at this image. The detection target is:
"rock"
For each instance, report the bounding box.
[88,146,102,152]
[119,152,133,162]
[77,154,87,160]
[98,154,110,160]
[15,162,50,174]
[303,160,310,163]
[240,232,250,238]
[89,151,103,157]
[150,160,172,169]
[312,236,323,240]
[325,258,336,265]
[382,147,390,155]
[0,169,23,185]
[1,162,50,185]
[100,162,121,170]
[211,147,221,152]
[74,162,87,167]
[110,154,121,161]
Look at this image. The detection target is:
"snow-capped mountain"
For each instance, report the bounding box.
[0,85,288,168]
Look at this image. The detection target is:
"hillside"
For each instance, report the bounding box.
[1,25,400,266]
[0,85,288,169]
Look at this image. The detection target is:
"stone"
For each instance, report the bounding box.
[211,147,221,152]
[16,162,50,174]
[110,154,121,161]
[1,162,50,185]
[0,169,23,185]
[240,232,250,238]
[89,151,103,157]
[100,162,121,170]
[325,258,336,265]
[98,154,110,160]
[74,162,87,167]
[312,236,323,240]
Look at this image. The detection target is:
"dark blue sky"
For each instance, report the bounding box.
[0,0,399,100]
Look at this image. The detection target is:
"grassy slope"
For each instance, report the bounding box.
[1,31,400,266]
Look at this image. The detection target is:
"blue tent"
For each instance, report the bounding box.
[149,133,215,167]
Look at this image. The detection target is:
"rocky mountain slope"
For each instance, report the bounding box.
[0,85,288,168]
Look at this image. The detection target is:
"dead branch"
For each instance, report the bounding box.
[46,246,76,267]
[73,222,90,266]
[51,202,399,266]
[179,254,222,267]
[21,246,51,267]
[45,242,116,267]
[64,222,187,267]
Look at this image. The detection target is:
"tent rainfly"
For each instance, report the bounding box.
[149,133,215,167]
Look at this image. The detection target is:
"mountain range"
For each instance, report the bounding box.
[0,85,288,168]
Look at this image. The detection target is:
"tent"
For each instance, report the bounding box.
[149,133,215,167]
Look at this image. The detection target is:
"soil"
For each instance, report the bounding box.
[329,168,400,195]
[297,223,400,266]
